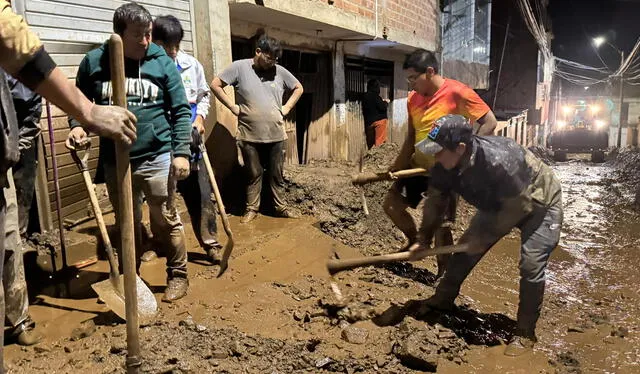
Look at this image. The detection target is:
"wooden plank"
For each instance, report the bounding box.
[49,53,87,67]
[50,199,90,223]
[46,149,100,168]
[47,172,83,191]
[44,41,96,54]
[46,159,98,181]
[28,0,192,20]
[28,1,192,25]
[49,182,92,203]
[27,13,193,43]
[49,187,89,208]
[34,27,194,51]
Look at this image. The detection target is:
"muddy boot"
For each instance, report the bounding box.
[12,318,43,346]
[241,210,258,224]
[504,335,536,356]
[141,250,158,262]
[415,294,456,317]
[162,277,189,303]
[275,207,300,219]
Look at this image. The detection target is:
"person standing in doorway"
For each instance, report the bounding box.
[211,34,304,224]
[362,79,389,149]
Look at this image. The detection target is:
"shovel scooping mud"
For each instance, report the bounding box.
[66,139,158,324]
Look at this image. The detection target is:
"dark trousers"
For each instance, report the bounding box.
[13,140,37,237]
[239,141,286,213]
[177,157,219,251]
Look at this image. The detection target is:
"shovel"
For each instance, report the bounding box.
[351,168,428,186]
[66,128,158,326]
[326,242,471,276]
[199,142,235,277]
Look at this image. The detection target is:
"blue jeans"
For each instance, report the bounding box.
[104,152,187,278]
[434,200,563,337]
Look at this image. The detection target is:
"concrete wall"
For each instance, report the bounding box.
[229,0,438,51]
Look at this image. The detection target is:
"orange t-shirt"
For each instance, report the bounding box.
[408,78,490,168]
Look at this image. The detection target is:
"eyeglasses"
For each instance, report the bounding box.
[263,54,278,63]
[406,73,423,84]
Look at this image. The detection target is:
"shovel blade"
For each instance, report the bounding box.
[91,275,158,325]
[217,237,234,278]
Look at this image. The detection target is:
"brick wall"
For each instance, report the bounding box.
[312,0,438,47]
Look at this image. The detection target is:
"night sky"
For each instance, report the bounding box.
[548,0,640,93]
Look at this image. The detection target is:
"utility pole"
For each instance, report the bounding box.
[617,51,625,148]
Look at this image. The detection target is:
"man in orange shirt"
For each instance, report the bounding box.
[384,49,497,275]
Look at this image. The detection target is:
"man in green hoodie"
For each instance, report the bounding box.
[66,3,192,302]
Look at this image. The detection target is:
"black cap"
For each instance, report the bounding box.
[416,114,472,154]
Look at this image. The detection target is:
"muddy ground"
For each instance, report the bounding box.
[5,146,640,373]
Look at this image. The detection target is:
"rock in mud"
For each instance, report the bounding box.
[315,357,332,368]
[611,326,629,338]
[293,310,310,322]
[393,335,439,372]
[341,325,369,344]
[179,316,196,329]
[195,324,207,332]
[550,351,581,373]
[110,339,127,355]
[71,320,96,341]
[567,326,585,333]
[211,349,228,359]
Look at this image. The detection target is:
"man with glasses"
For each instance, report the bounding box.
[384,49,497,277]
[211,34,304,224]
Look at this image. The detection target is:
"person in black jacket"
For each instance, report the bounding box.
[362,79,388,149]
[409,114,563,357]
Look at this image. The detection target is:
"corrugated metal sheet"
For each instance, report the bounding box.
[20,0,196,225]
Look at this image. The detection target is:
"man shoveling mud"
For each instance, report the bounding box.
[408,114,563,356]
[384,49,497,274]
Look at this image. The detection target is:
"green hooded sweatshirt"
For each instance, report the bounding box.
[69,42,191,162]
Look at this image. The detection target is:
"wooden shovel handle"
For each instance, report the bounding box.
[351,168,428,186]
[109,33,141,372]
[326,243,470,276]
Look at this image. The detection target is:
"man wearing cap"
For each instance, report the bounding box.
[409,114,563,357]
[384,49,497,276]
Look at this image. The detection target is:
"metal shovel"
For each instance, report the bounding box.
[198,142,235,277]
[66,139,158,324]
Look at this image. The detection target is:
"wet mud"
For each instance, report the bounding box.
[5,146,640,373]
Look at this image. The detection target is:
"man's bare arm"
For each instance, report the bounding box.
[476,110,498,136]
[390,119,415,171]
[210,76,239,116]
[282,82,303,116]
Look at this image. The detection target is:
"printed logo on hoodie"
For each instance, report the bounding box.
[100,78,159,106]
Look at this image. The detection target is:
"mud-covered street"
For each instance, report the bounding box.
[4,147,640,373]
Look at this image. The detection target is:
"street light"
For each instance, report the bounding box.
[592,36,606,48]
[593,35,625,147]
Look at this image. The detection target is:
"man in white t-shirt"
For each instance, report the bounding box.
[153,15,222,262]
